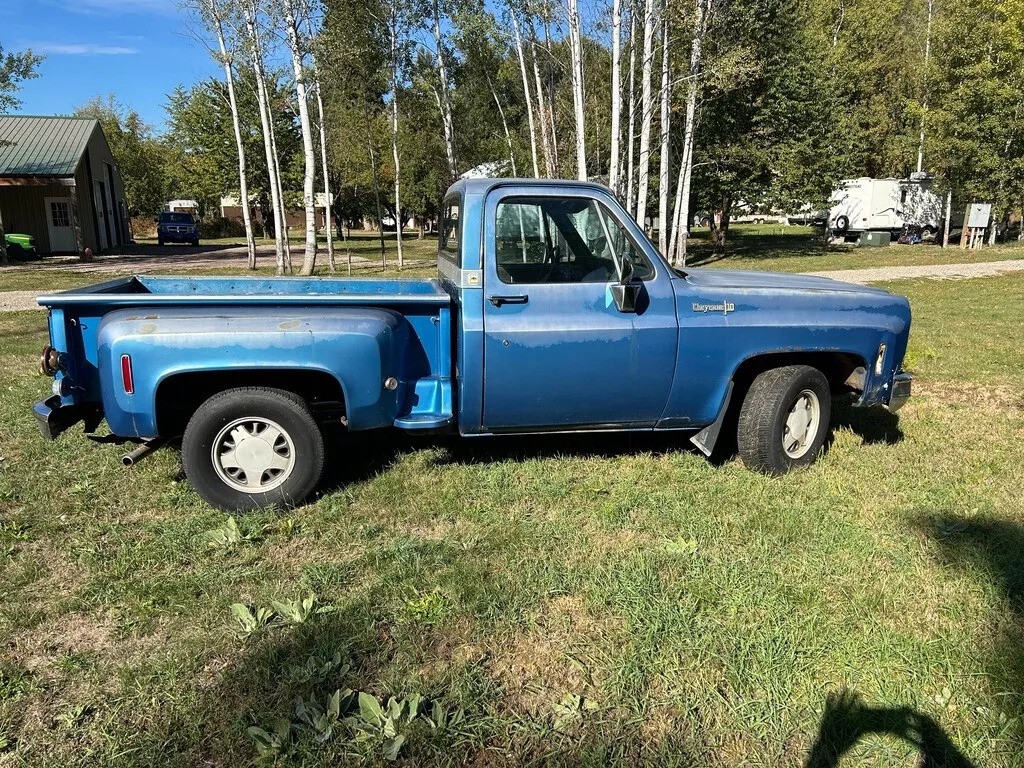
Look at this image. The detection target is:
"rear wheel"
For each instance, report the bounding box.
[833,215,850,232]
[158,238,165,246]
[737,365,831,475]
[182,387,325,511]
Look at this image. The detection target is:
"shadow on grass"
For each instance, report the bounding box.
[685,231,842,267]
[914,513,1024,754]
[805,688,976,767]
[316,398,904,496]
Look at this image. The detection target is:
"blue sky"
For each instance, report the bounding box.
[3,0,217,134]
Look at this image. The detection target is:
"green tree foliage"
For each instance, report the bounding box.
[163,71,302,224]
[73,96,170,217]
[0,43,42,112]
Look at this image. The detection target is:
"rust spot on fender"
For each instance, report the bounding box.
[139,323,157,334]
[279,320,301,330]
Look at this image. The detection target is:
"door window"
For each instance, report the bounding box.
[494,196,652,284]
[50,201,70,228]
[439,198,461,266]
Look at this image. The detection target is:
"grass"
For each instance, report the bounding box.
[0,266,1023,765]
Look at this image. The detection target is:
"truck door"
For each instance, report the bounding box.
[481,187,678,431]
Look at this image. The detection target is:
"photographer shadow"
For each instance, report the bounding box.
[805,688,975,768]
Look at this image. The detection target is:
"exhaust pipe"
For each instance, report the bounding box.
[122,439,165,467]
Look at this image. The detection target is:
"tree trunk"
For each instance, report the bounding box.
[674,0,705,268]
[487,73,518,176]
[544,20,559,172]
[431,0,458,180]
[657,8,670,254]
[390,16,404,269]
[306,15,337,272]
[610,0,623,196]
[625,6,638,210]
[268,106,292,273]
[530,33,554,177]
[284,0,318,276]
[510,10,540,177]
[916,0,933,173]
[210,0,256,270]
[0,206,8,265]
[244,1,285,274]
[634,0,657,228]
[568,0,587,180]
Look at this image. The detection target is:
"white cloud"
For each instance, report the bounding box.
[34,43,139,55]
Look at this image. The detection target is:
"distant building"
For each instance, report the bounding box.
[219,193,333,230]
[0,115,129,254]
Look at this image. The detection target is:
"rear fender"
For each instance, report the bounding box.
[96,307,408,438]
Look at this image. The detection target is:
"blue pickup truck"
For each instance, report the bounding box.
[34,179,911,511]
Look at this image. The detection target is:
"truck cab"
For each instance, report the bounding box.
[35,179,912,511]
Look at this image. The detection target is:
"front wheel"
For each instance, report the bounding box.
[737,365,831,475]
[182,387,325,511]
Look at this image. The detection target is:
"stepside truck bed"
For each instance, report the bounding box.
[36,275,454,439]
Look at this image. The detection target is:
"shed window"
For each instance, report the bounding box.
[50,201,70,228]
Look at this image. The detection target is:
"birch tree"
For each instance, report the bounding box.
[657,7,670,254]
[530,32,555,176]
[669,0,706,267]
[431,0,458,179]
[205,0,257,269]
[387,0,405,267]
[243,0,287,274]
[567,0,587,180]
[625,6,638,210]
[609,0,623,195]
[306,16,338,272]
[634,0,657,227]
[510,9,540,177]
[283,0,319,275]
[916,0,934,173]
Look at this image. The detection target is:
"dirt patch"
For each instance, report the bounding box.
[916,379,1022,411]
[6,612,117,672]
[486,594,623,718]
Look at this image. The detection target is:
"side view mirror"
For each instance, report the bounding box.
[618,255,634,285]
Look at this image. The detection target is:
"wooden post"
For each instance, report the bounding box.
[942,190,952,247]
[959,207,970,249]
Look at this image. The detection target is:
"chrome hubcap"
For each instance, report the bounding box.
[782,389,820,459]
[212,417,295,493]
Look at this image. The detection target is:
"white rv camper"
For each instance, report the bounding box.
[828,175,944,237]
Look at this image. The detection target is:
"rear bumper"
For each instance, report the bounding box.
[886,371,912,412]
[33,396,101,440]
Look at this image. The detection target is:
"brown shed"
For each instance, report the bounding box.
[0,115,129,255]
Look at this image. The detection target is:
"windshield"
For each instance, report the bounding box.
[160,213,193,224]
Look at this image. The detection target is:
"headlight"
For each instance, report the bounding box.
[874,344,887,376]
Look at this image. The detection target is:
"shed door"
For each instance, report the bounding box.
[44,197,76,253]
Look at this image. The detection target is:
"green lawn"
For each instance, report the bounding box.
[1,273,1023,765]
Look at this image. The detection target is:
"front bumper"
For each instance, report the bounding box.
[886,371,912,412]
[33,396,101,440]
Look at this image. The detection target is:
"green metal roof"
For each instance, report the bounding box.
[0,115,98,177]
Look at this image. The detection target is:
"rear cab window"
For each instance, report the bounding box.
[439,196,461,268]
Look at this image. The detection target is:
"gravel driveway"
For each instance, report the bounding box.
[4,258,1024,312]
[806,258,1024,284]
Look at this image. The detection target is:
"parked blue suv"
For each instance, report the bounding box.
[157,212,199,246]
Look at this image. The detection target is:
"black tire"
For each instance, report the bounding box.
[158,239,165,246]
[191,238,200,247]
[833,215,850,232]
[737,365,831,476]
[182,387,325,511]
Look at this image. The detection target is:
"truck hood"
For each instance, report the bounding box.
[679,267,892,297]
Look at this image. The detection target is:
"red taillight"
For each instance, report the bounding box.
[120,354,134,394]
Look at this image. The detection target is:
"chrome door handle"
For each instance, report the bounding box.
[488,294,529,307]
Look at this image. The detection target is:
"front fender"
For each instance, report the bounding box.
[97,307,408,438]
